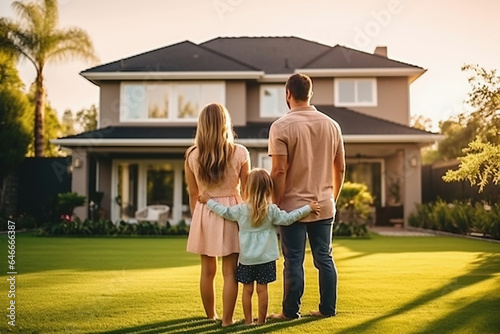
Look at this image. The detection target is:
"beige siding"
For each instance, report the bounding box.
[310,77,334,105]
[225,81,246,126]
[347,77,410,125]
[99,82,121,127]
[246,81,261,122]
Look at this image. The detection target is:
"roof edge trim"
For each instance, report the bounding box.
[51,134,443,148]
[80,71,266,81]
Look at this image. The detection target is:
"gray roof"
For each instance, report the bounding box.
[82,37,422,75]
[318,106,431,135]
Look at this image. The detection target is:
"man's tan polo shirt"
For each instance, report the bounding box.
[268,106,345,222]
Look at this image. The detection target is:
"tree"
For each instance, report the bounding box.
[24,87,63,157]
[443,65,500,191]
[461,64,500,141]
[443,139,500,192]
[0,0,98,157]
[61,109,75,136]
[0,51,30,213]
[75,104,98,132]
[436,115,477,160]
[411,114,432,131]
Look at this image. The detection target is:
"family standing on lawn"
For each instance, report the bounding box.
[185,73,346,326]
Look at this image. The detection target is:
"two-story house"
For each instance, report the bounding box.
[53,36,441,227]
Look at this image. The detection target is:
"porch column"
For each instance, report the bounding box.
[121,163,130,219]
[172,162,183,225]
[403,147,421,226]
[72,153,88,219]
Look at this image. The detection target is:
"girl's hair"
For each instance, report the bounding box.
[195,103,235,185]
[244,168,274,227]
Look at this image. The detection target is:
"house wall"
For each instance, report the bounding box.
[100,82,120,126]
[310,77,334,105]
[225,80,246,126]
[246,81,261,122]
[403,144,422,223]
[348,77,410,125]
[98,76,410,127]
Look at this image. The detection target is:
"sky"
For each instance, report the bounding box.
[1,0,499,130]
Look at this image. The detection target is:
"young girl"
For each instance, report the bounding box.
[185,103,250,327]
[198,168,320,325]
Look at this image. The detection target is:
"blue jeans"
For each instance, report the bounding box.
[279,218,337,318]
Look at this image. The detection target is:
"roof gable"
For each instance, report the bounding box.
[201,36,332,74]
[302,45,423,70]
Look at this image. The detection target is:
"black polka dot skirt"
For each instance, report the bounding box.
[236,261,276,284]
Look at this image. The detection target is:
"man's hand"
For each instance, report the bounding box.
[309,201,321,214]
[198,191,211,204]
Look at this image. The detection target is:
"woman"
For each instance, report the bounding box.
[185,103,250,327]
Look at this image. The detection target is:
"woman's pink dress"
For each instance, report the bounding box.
[186,144,249,257]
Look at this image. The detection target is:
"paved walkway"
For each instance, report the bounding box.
[369,226,435,237]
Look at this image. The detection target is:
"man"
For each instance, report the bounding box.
[268,73,345,318]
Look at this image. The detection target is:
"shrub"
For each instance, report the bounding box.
[0,212,37,230]
[409,199,499,240]
[335,182,374,237]
[37,218,190,236]
[334,221,368,237]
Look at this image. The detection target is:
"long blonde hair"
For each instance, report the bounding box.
[244,168,274,227]
[195,103,235,185]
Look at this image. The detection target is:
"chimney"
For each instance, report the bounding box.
[374,46,387,58]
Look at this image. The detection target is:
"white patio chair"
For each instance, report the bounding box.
[135,205,170,227]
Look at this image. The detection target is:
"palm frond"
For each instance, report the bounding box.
[0,18,38,70]
[11,1,44,34]
[41,0,59,38]
[45,27,99,65]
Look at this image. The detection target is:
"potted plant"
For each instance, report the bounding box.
[387,177,403,226]
[388,177,401,205]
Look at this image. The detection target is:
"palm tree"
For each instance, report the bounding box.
[0,0,98,157]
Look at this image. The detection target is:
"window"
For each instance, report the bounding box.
[258,152,272,172]
[334,78,377,107]
[121,82,225,122]
[260,85,288,117]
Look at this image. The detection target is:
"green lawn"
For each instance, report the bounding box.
[1,232,499,334]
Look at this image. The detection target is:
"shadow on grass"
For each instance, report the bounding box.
[93,315,321,334]
[336,253,500,334]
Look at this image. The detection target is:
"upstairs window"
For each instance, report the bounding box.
[260,85,289,118]
[121,82,225,122]
[334,78,377,107]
